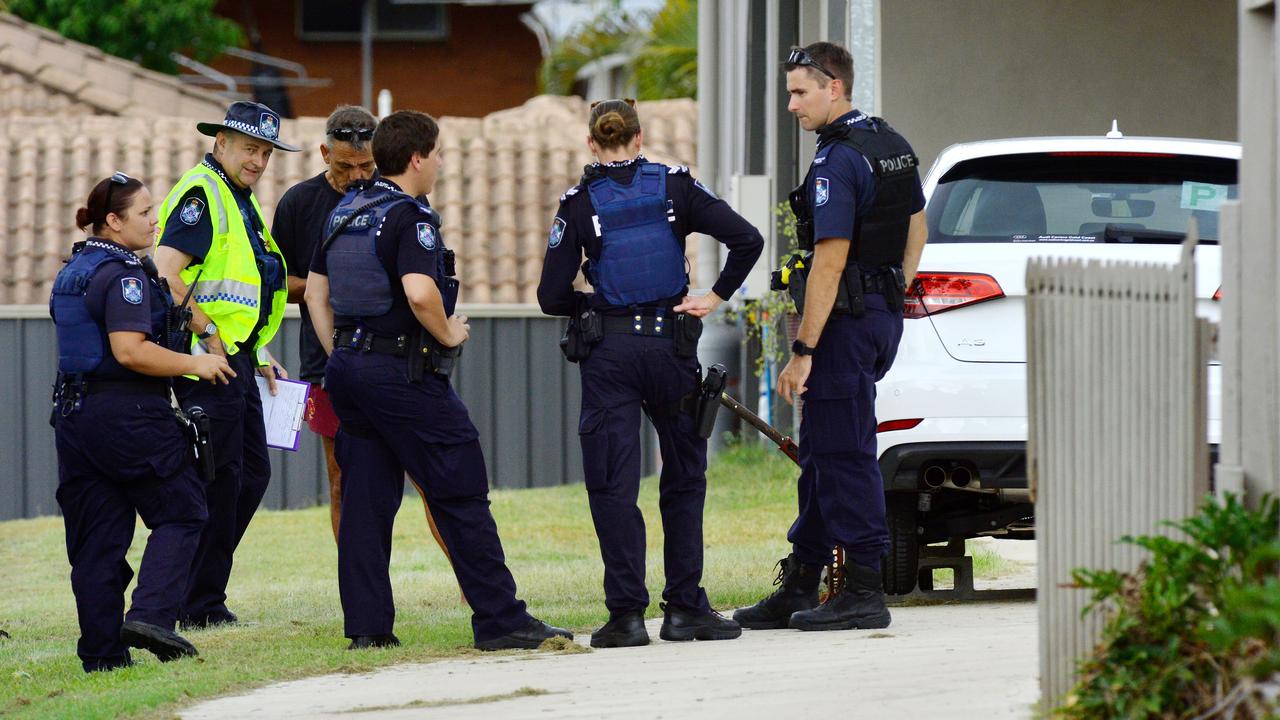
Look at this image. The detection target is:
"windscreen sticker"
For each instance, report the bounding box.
[1180,182,1228,211]
[1011,234,1098,243]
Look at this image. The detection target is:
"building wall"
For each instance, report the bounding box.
[212,2,541,118]
[880,0,1238,171]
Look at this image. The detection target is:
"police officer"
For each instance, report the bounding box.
[53,174,234,671]
[537,99,764,647]
[305,110,571,650]
[153,101,296,628]
[734,42,928,632]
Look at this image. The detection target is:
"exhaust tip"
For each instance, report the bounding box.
[922,465,946,489]
[950,465,974,488]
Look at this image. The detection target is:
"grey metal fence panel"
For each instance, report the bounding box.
[0,306,656,521]
[1027,238,1211,711]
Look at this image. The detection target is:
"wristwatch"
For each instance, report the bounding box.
[196,322,218,340]
[791,339,816,356]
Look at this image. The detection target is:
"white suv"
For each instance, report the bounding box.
[876,131,1237,594]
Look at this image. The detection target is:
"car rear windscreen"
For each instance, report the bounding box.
[926,152,1238,244]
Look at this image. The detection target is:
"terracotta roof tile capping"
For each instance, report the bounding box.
[0,96,698,305]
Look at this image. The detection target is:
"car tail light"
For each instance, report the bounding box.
[1213,286,1222,301]
[904,272,1005,318]
[877,418,923,433]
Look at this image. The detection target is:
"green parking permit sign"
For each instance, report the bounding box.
[1181,182,1229,211]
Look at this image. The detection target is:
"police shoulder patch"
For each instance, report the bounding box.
[668,164,689,175]
[548,217,566,248]
[559,185,581,203]
[815,177,830,207]
[417,222,437,251]
[120,277,144,305]
[693,179,718,199]
[179,196,205,226]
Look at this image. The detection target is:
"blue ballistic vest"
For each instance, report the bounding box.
[585,163,686,306]
[50,240,168,377]
[325,182,421,318]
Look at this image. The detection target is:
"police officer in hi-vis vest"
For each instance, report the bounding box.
[153,101,297,629]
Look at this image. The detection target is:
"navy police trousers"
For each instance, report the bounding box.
[324,349,532,642]
[578,332,711,616]
[173,350,270,623]
[788,294,904,571]
[54,390,207,672]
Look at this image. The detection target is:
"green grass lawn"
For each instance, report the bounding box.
[0,443,1024,719]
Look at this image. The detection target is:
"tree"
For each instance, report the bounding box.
[538,0,697,101]
[6,0,243,75]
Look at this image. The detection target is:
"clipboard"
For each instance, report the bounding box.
[255,376,311,451]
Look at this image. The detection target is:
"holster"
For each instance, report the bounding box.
[178,406,216,482]
[694,364,728,439]
[164,304,193,353]
[559,305,603,363]
[408,328,462,382]
[885,267,906,313]
[673,313,702,359]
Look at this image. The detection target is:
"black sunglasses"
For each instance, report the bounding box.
[102,171,130,221]
[330,127,375,142]
[786,48,835,80]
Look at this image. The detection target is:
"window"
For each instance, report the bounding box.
[297,0,447,41]
[927,152,1238,244]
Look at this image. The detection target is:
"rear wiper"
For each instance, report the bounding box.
[1101,224,1190,244]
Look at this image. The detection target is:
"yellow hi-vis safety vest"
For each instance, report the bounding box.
[155,162,287,364]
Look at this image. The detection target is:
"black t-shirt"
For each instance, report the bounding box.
[311,178,442,339]
[273,172,343,383]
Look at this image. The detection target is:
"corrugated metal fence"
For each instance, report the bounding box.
[1026,235,1212,710]
[0,305,656,522]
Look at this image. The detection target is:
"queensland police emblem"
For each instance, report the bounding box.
[548,217,566,248]
[815,177,830,207]
[417,222,436,250]
[120,277,143,305]
[259,113,279,139]
[179,197,205,225]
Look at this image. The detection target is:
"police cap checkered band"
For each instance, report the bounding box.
[196,101,300,152]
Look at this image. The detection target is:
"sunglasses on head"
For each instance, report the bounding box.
[102,171,130,221]
[590,98,637,110]
[786,48,835,80]
[330,127,375,142]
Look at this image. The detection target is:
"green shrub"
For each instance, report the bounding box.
[1061,494,1280,718]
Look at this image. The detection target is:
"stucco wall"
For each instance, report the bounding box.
[879,1,1237,171]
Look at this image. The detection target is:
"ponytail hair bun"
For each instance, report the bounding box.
[587,99,641,150]
[74,206,93,229]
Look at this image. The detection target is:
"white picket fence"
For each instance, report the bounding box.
[1026,232,1212,710]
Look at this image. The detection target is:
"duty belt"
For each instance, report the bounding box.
[852,269,900,296]
[601,312,675,337]
[82,378,170,397]
[333,326,410,357]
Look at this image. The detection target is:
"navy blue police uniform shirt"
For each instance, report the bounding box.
[310,178,440,340]
[272,172,344,384]
[84,239,155,380]
[537,156,764,317]
[811,110,926,246]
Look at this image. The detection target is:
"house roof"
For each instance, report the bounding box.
[0,95,699,305]
[0,12,227,118]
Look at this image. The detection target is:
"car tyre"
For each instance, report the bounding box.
[883,493,920,595]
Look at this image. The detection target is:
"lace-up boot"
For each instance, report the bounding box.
[789,559,891,631]
[732,553,822,629]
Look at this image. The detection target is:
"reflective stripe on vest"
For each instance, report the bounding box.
[155,163,287,358]
[585,163,686,306]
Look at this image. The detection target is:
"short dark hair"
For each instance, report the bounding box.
[325,105,377,151]
[75,173,145,233]
[785,42,854,101]
[372,110,439,176]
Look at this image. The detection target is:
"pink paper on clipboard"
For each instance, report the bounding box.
[254,376,312,451]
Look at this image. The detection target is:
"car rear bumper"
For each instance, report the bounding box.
[879,440,1027,492]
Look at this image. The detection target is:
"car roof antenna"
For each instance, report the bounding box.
[1106,119,1123,138]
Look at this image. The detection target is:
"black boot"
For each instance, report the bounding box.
[347,633,400,650]
[732,554,822,629]
[789,562,891,631]
[659,603,741,641]
[120,621,199,662]
[475,618,574,651]
[590,611,649,648]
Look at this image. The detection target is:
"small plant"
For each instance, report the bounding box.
[724,202,801,377]
[1060,494,1280,718]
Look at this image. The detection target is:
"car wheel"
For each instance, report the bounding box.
[883,493,920,595]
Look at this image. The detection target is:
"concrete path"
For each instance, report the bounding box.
[182,596,1039,719]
